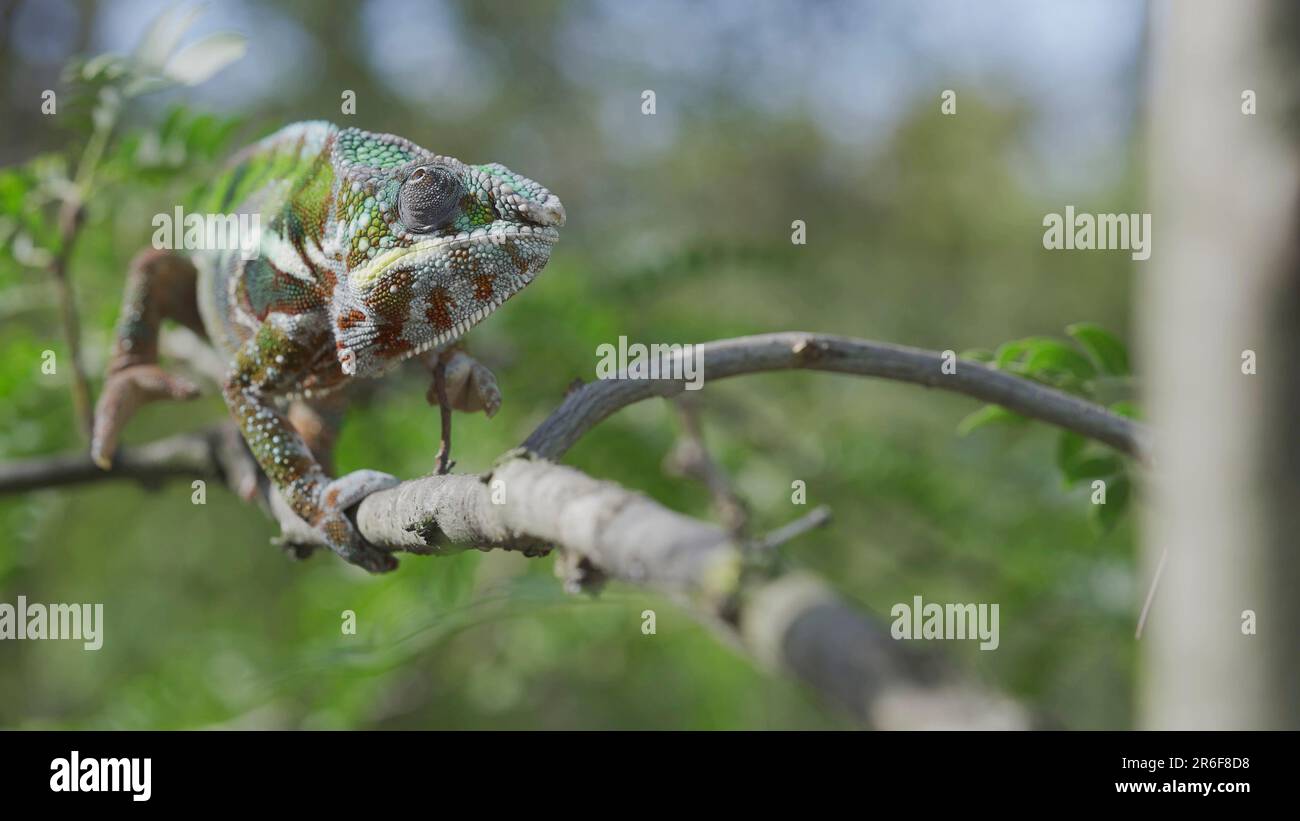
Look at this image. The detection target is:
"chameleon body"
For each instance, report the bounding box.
[91,122,565,572]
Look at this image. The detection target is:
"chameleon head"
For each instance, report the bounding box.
[326,128,564,376]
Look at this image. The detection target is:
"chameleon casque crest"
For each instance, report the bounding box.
[90,121,565,572]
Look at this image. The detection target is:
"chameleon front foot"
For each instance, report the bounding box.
[425,349,502,417]
[91,364,200,469]
[425,349,503,474]
[312,469,401,573]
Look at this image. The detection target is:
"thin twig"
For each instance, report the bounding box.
[758,504,833,551]
[49,199,94,440]
[664,397,749,536]
[1135,545,1169,640]
[525,332,1150,461]
[49,104,122,442]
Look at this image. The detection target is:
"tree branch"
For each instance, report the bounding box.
[0,330,1143,728]
[0,430,219,493]
[0,331,1146,496]
[525,332,1147,460]
[290,456,1028,728]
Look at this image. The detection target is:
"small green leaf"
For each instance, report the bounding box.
[1057,431,1124,484]
[1023,339,1096,381]
[1067,322,1129,376]
[960,348,995,363]
[1073,456,1122,480]
[994,339,1031,369]
[0,168,36,217]
[163,32,247,86]
[957,404,1025,436]
[1056,431,1085,477]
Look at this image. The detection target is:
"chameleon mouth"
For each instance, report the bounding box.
[418,223,560,256]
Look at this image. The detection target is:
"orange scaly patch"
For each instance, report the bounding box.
[338,309,366,329]
[426,286,455,332]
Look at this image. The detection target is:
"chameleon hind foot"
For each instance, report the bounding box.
[310,469,401,573]
[91,364,200,469]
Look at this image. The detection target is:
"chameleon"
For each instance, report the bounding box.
[89,121,565,573]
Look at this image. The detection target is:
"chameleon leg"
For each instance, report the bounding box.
[222,319,398,573]
[422,348,501,474]
[91,249,206,468]
[288,393,348,476]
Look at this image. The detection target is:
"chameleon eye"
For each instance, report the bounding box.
[398,164,462,232]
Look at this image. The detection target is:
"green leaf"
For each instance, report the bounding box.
[1023,338,1096,381]
[183,111,242,159]
[163,32,247,86]
[1072,456,1122,480]
[1090,474,1131,533]
[957,404,1025,436]
[0,168,36,217]
[1056,431,1085,478]
[960,348,995,363]
[1067,322,1129,376]
[1109,400,1140,419]
[1056,432,1119,484]
[994,339,1031,369]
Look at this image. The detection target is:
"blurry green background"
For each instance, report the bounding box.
[0,0,1144,728]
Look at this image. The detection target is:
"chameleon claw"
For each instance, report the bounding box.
[91,365,200,469]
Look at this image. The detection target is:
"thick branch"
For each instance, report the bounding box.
[311,456,1026,728]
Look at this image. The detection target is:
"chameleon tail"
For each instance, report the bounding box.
[90,249,207,469]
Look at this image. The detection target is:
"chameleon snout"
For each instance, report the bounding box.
[520,194,566,229]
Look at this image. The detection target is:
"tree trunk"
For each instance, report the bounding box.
[1141,0,1300,729]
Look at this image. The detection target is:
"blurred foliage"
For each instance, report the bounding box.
[961,322,1136,531]
[0,1,1142,729]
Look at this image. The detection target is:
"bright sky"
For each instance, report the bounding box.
[20,0,1146,189]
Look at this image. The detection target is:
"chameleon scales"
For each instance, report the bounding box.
[90,122,565,572]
